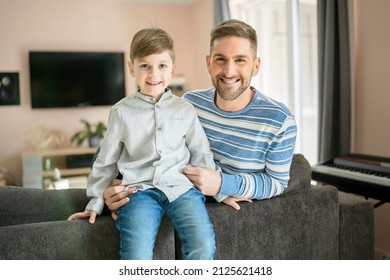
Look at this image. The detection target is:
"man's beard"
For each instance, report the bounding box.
[213,76,249,101]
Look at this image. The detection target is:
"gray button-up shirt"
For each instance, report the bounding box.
[86,90,217,214]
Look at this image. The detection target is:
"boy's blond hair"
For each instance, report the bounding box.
[130,28,175,62]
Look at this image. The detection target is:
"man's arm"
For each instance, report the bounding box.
[184,117,297,200]
[103,182,136,220]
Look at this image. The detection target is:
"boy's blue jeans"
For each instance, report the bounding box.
[115,187,215,260]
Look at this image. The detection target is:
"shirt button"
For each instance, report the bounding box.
[157,127,162,131]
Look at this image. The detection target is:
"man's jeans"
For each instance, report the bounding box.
[115,187,215,260]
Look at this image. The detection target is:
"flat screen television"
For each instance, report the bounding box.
[29,51,126,108]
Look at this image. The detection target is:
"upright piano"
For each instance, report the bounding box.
[311,154,390,207]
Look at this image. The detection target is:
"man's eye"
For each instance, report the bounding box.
[215,57,226,63]
[235,59,246,64]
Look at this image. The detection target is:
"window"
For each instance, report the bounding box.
[229,0,318,165]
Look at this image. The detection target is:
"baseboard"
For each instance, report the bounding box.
[375,247,390,259]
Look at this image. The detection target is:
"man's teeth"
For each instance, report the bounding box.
[221,78,238,84]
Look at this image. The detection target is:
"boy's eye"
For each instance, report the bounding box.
[140,64,149,69]
[159,64,168,69]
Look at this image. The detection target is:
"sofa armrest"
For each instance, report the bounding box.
[285,153,312,193]
[338,191,375,259]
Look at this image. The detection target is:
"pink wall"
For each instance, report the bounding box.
[0,0,213,186]
[1,0,389,258]
[354,0,390,158]
[354,0,390,259]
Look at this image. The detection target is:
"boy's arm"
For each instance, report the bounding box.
[183,106,228,202]
[86,107,124,215]
[184,106,216,170]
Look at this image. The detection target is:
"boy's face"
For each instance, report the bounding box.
[128,50,176,100]
[206,36,260,102]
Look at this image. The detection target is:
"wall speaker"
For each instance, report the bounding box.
[0,72,20,106]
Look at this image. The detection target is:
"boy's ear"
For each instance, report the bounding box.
[128,61,135,77]
[171,63,177,77]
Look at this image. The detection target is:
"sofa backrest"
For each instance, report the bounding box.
[0,187,89,227]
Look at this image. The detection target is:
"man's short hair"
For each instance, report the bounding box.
[210,19,258,57]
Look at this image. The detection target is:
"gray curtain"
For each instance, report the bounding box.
[317,0,351,162]
[214,0,231,26]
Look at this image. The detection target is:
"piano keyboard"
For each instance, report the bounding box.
[311,163,390,187]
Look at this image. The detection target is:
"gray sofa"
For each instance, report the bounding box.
[0,154,374,260]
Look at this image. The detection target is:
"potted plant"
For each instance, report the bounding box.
[71,119,107,147]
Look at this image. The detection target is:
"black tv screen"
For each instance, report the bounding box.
[29,51,126,108]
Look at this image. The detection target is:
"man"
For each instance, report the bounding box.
[104,19,297,215]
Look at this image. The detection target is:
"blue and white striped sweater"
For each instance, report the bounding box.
[183,87,297,200]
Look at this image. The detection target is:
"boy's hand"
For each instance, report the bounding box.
[222,196,253,211]
[67,210,98,224]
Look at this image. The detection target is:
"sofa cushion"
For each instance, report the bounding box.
[0,186,176,260]
[206,185,340,259]
[0,215,175,260]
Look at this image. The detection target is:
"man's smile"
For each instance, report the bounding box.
[219,77,240,85]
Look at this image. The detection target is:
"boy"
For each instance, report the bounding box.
[67,28,221,260]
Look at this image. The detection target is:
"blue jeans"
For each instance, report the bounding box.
[115,187,215,260]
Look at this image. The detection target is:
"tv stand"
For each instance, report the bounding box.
[22,147,96,189]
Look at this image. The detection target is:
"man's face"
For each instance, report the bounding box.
[206,36,260,101]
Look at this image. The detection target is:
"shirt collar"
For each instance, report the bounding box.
[135,88,173,104]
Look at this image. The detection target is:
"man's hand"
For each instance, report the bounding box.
[182,166,222,196]
[103,180,136,220]
[67,210,98,224]
[222,196,253,210]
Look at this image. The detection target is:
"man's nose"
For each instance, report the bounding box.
[223,60,236,77]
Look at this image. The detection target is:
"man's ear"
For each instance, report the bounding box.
[252,57,261,76]
[206,55,211,73]
[128,61,135,77]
